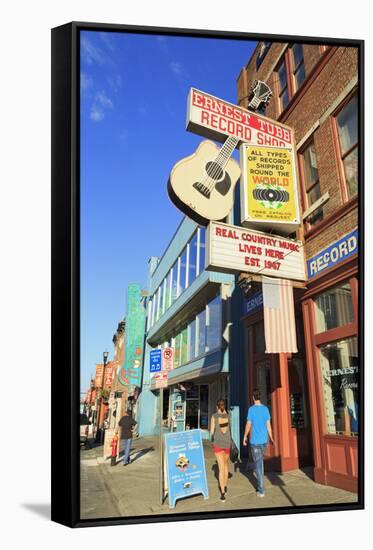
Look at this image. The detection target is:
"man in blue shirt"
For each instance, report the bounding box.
[243,388,274,497]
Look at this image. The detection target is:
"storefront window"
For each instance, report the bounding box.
[171,260,178,302]
[178,247,187,296]
[152,292,157,326]
[197,309,207,356]
[146,300,152,330]
[288,358,308,429]
[156,286,162,322]
[174,333,181,368]
[180,326,188,366]
[166,269,172,309]
[188,318,197,361]
[188,231,198,287]
[254,322,265,354]
[161,278,167,315]
[319,337,358,435]
[206,294,222,351]
[198,226,206,274]
[199,385,209,429]
[301,141,323,226]
[277,58,289,112]
[256,360,272,416]
[336,95,358,198]
[314,282,354,333]
[291,44,306,90]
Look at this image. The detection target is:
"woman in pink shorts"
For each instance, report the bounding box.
[210,399,231,502]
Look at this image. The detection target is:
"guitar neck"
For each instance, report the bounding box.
[215,136,240,169]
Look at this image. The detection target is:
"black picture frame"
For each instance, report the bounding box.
[51,21,364,528]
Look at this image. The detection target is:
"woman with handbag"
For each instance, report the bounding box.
[210,399,231,502]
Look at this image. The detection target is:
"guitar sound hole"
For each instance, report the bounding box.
[206,162,223,181]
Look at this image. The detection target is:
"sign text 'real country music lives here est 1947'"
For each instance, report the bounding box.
[205,221,306,281]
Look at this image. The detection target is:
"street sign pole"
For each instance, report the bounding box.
[159,387,164,505]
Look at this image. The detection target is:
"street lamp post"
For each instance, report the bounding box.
[96,350,109,444]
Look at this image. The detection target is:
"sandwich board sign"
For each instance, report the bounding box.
[164,429,209,509]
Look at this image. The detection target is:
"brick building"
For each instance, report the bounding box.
[237,42,360,492]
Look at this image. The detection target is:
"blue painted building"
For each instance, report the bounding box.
[137,216,244,446]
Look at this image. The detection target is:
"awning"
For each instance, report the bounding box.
[149,349,224,390]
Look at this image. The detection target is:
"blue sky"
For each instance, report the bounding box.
[80,30,256,391]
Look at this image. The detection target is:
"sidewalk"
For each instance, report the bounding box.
[80,435,357,519]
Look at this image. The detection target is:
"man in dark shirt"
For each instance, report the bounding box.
[119,410,137,466]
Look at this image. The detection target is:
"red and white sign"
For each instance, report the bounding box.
[162,348,175,371]
[95,364,104,389]
[154,371,168,389]
[104,362,114,388]
[206,221,306,281]
[187,88,294,148]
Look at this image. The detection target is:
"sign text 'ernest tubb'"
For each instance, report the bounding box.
[187,88,292,147]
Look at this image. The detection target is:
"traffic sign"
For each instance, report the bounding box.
[162,347,175,371]
[150,349,162,373]
[154,371,168,389]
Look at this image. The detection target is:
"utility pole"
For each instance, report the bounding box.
[159,387,164,505]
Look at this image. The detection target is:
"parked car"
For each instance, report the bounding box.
[80,413,90,446]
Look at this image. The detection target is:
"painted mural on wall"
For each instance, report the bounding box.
[118,284,146,388]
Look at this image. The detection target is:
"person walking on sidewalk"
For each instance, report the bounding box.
[210,399,231,503]
[119,410,137,466]
[243,388,274,497]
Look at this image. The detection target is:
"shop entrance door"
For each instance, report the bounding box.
[255,360,272,411]
[288,357,314,466]
[254,359,276,459]
[185,400,199,430]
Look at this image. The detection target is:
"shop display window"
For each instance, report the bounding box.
[188,231,198,286]
[199,226,206,274]
[315,282,354,333]
[254,322,265,354]
[197,309,207,356]
[336,94,358,198]
[178,247,187,296]
[162,294,222,368]
[180,326,188,365]
[171,260,178,303]
[206,295,222,351]
[319,337,358,435]
[288,358,309,429]
[199,385,209,429]
[277,58,289,112]
[173,333,181,369]
[256,360,272,416]
[291,44,306,90]
[188,318,197,361]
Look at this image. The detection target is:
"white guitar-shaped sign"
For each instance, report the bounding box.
[167,80,272,225]
[167,136,241,225]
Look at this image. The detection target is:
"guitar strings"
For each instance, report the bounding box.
[206,136,238,191]
[198,136,239,193]
[195,136,235,193]
[194,142,226,193]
